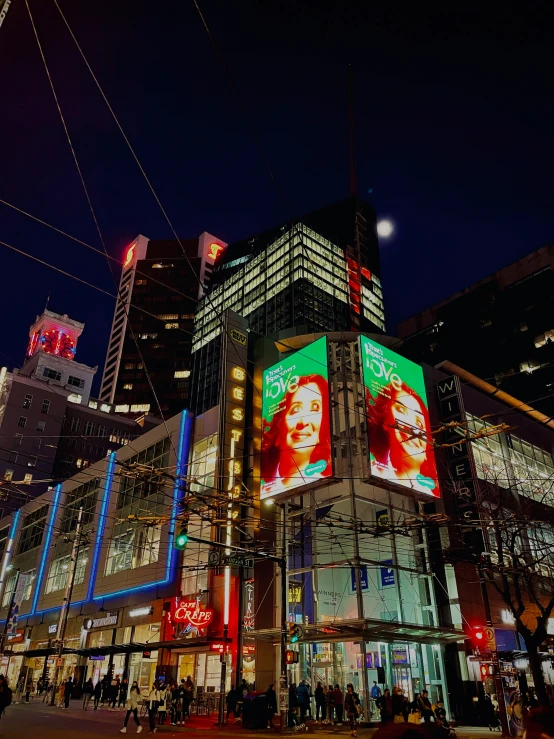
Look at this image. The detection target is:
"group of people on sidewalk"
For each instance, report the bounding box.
[288,681,362,736]
[120,676,194,735]
[373,686,452,735]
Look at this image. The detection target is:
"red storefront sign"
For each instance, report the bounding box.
[168,599,214,638]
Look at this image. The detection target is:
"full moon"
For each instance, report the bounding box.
[377,220,394,238]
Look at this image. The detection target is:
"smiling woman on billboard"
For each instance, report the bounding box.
[361,336,439,497]
[261,338,332,499]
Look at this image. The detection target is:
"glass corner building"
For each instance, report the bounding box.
[192,197,385,415]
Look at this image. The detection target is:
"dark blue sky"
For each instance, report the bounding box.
[1,1,553,390]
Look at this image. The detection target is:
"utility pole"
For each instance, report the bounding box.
[477,559,509,737]
[50,506,84,705]
[279,503,288,734]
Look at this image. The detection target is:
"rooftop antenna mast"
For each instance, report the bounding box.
[348,63,357,197]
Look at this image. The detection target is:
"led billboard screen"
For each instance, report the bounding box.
[261,337,332,499]
[360,336,439,496]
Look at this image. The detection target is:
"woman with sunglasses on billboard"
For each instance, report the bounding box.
[261,374,332,497]
[366,381,439,496]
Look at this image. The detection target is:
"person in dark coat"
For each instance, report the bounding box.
[296,681,310,723]
[266,683,278,728]
[332,685,344,725]
[63,677,73,709]
[315,682,326,723]
[0,675,11,719]
[82,678,94,710]
[378,688,393,722]
[391,687,405,722]
[118,678,128,708]
[344,684,361,738]
[288,684,299,727]
[109,676,120,709]
[226,685,238,723]
[93,680,103,710]
[418,690,434,722]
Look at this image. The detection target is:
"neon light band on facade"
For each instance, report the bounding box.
[167,410,191,579]
[92,411,191,601]
[89,452,117,601]
[31,485,61,614]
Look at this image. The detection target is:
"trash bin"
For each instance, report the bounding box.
[242,691,268,730]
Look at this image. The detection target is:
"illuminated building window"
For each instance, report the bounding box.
[165,323,179,329]
[17,416,27,428]
[135,280,147,285]
[23,394,33,409]
[130,404,151,413]
[174,370,191,379]
[45,550,88,594]
[67,393,82,404]
[23,473,33,485]
[157,314,179,320]
[100,403,112,413]
[123,383,133,390]
[88,400,98,409]
[124,363,135,370]
[105,526,160,575]
[140,333,158,340]
[115,404,130,413]
[4,470,13,482]
[151,263,174,269]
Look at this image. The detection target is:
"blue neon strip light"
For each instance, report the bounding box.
[8,509,20,543]
[88,451,116,601]
[92,410,191,601]
[30,484,61,615]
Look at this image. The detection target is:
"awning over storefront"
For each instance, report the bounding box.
[248,618,465,646]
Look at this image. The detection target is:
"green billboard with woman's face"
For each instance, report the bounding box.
[261,337,332,499]
[360,335,439,497]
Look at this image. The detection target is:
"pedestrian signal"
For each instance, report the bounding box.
[286,650,299,665]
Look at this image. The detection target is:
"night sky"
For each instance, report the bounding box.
[1,1,553,393]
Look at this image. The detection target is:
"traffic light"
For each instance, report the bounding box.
[286,650,299,665]
[288,623,303,644]
[175,528,189,550]
[468,626,484,649]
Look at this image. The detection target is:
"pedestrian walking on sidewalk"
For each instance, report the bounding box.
[315,682,326,723]
[332,685,344,725]
[64,677,73,709]
[119,679,129,709]
[93,679,102,710]
[82,678,94,710]
[0,675,12,720]
[266,684,277,729]
[344,684,361,739]
[147,682,161,735]
[226,685,238,724]
[120,680,142,734]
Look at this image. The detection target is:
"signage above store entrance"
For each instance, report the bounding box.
[83,612,119,630]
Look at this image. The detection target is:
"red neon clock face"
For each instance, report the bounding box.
[124,242,136,268]
[41,329,76,360]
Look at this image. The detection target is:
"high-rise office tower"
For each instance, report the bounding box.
[398,245,554,417]
[100,232,227,418]
[192,196,385,414]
